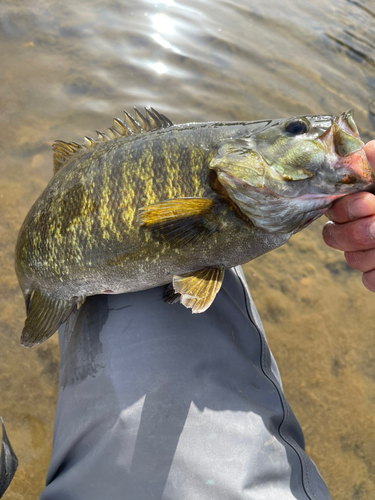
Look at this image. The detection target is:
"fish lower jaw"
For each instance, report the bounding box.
[332,149,375,186]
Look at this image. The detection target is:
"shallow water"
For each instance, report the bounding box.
[0,0,374,498]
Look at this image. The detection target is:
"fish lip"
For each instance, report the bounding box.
[336,148,375,185]
[319,110,364,158]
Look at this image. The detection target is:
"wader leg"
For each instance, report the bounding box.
[40,267,331,500]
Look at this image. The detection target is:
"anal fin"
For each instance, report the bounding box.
[20,289,80,348]
[139,197,219,247]
[171,267,225,313]
[163,283,181,304]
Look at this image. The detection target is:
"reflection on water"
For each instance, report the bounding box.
[0,0,374,498]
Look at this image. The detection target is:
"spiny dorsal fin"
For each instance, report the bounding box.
[134,107,151,131]
[52,107,174,174]
[123,109,142,134]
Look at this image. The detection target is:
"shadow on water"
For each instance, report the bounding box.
[0,0,374,498]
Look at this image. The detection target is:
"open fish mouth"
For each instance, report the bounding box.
[326,109,363,157]
[319,109,374,184]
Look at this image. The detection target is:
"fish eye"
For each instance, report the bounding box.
[285,120,309,135]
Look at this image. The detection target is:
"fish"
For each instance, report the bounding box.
[15,108,375,348]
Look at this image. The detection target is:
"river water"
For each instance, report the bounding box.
[0,0,374,498]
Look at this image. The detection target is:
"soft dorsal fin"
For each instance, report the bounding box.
[52,107,174,174]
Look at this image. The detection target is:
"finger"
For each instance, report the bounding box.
[362,268,375,292]
[325,192,375,223]
[364,140,375,170]
[344,248,375,272]
[322,215,375,252]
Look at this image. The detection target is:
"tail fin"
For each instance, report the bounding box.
[20,289,78,348]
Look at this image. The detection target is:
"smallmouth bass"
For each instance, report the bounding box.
[15,108,375,347]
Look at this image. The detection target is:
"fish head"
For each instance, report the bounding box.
[210,110,375,233]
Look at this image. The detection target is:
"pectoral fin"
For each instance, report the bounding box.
[169,267,225,313]
[139,198,219,247]
[21,289,80,347]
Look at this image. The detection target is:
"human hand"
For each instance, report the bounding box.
[322,140,375,291]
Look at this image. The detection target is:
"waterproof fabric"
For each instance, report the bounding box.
[39,266,331,500]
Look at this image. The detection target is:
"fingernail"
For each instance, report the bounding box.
[369,221,375,240]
